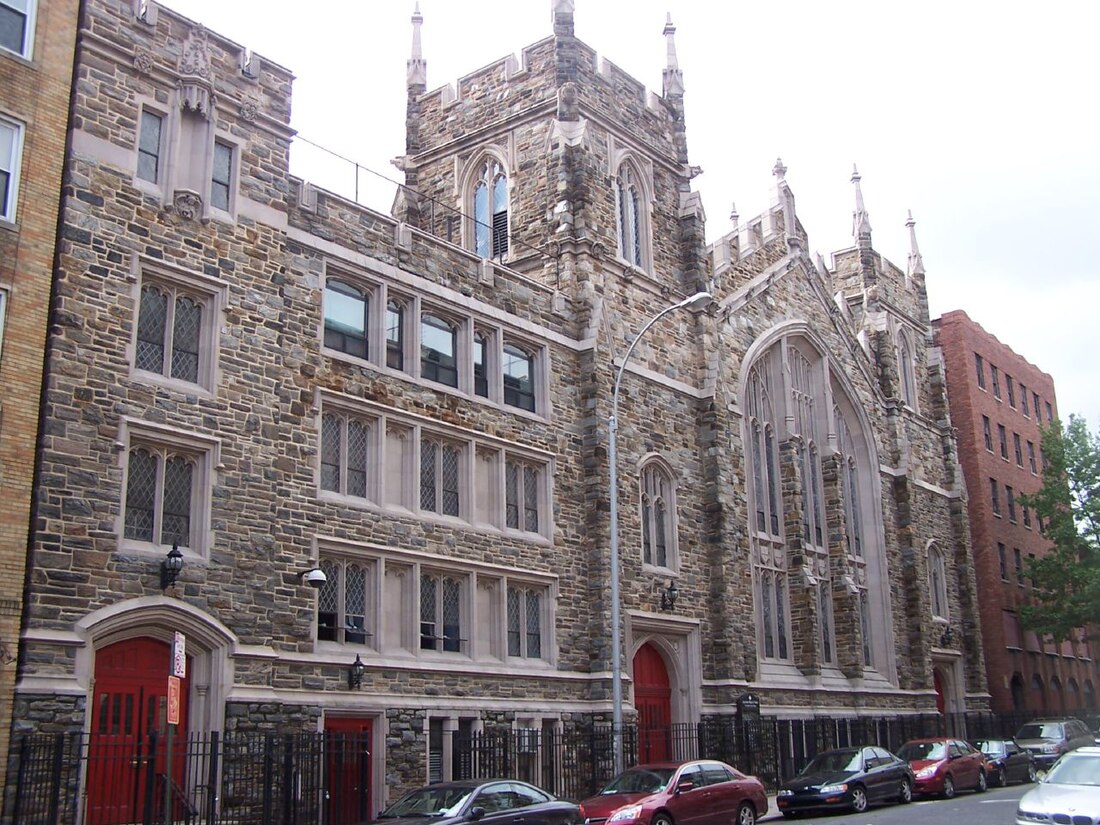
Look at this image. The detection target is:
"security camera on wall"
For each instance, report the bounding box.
[299,568,327,589]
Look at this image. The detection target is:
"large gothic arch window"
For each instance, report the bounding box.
[613,158,650,271]
[469,156,509,260]
[640,459,677,570]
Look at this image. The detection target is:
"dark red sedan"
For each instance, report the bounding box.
[579,760,767,825]
[897,737,988,798]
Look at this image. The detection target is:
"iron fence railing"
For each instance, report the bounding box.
[8,710,1093,824]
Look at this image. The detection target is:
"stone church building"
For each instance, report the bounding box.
[13,0,987,814]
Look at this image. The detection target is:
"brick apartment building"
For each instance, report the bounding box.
[10,0,987,817]
[0,0,80,792]
[934,310,1097,714]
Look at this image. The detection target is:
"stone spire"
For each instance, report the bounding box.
[407,2,426,89]
[851,164,872,248]
[729,202,739,231]
[774,158,800,252]
[552,0,575,37]
[662,13,685,97]
[906,210,926,278]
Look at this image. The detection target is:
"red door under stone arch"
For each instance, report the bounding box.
[633,643,672,762]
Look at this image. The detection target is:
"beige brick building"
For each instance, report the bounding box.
[12,0,988,816]
[0,0,80,793]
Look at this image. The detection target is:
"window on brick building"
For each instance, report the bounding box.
[999,424,1008,459]
[0,0,35,59]
[1014,432,1023,466]
[975,353,986,389]
[998,542,1008,580]
[323,279,369,359]
[317,556,373,646]
[991,365,1001,399]
[1023,503,1031,528]
[210,140,234,213]
[121,425,216,559]
[982,416,993,452]
[421,313,459,388]
[1006,486,1016,522]
[1014,547,1023,585]
[1033,392,1041,420]
[1006,375,1016,408]
[136,109,164,185]
[1028,440,1037,474]
[640,459,676,569]
[1020,385,1029,417]
[133,265,223,392]
[990,478,1001,515]
[471,157,508,259]
[0,116,23,222]
[0,289,6,360]
[1045,401,1054,424]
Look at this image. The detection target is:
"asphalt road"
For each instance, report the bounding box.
[759,782,1030,824]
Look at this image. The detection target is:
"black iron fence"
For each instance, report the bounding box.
[9,710,1096,824]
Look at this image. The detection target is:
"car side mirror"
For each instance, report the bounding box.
[675,780,694,794]
[468,807,486,821]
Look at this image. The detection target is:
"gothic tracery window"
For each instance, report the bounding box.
[641,460,676,569]
[614,160,647,269]
[473,158,508,259]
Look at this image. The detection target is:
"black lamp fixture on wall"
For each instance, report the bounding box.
[160,544,184,590]
[660,579,679,612]
[348,654,365,690]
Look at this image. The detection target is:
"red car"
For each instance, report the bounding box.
[896,737,988,798]
[578,760,767,825]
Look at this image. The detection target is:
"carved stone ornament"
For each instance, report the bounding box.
[557,82,579,121]
[171,190,203,221]
[178,25,214,118]
[240,100,259,122]
[133,50,154,74]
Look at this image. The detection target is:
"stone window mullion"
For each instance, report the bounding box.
[779,434,821,674]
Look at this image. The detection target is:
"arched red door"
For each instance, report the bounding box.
[88,637,190,824]
[633,643,672,762]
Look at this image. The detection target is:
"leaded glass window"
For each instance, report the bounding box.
[641,462,675,568]
[421,439,461,517]
[505,460,540,533]
[615,162,645,268]
[320,412,373,500]
[135,283,204,385]
[124,446,194,548]
[507,585,543,659]
[421,572,463,653]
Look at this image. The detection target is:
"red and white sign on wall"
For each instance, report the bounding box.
[167,676,181,726]
[172,631,186,678]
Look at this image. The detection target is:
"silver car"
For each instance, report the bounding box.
[1015,746,1100,825]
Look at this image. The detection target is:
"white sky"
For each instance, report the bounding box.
[163,0,1100,422]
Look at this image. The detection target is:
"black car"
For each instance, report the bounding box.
[776,746,914,817]
[975,739,1037,786]
[372,779,578,825]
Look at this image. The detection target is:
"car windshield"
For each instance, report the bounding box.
[1045,754,1100,786]
[977,741,1005,756]
[802,751,862,774]
[600,768,676,795]
[898,742,947,761]
[380,787,474,818]
[1017,723,1064,740]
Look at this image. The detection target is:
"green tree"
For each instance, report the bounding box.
[1019,415,1100,641]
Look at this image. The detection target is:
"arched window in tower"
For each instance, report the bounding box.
[473,159,508,259]
[640,460,676,569]
[613,159,649,270]
[746,352,789,662]
[928,543,948,621]
[897,329,917,410]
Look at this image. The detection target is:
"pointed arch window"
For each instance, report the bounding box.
[641,460,676,569]
[929,543,948,620]
[614,162,647,268]
[473,159,508,259]
[897,330,917,409]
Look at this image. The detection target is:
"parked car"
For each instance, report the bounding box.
[370,779,578,825]
[775,745,914,817]
[975,739,1037,786]
[1016,746,1100,825]
[1014,718,1095,769]
[578,760,767,825]
[897,737,987,798]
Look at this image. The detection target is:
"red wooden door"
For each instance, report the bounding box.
[325,717,373,825]
[87,638,190,825]
[633,643,672,762]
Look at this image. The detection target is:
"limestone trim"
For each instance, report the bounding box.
[626,611,702,726]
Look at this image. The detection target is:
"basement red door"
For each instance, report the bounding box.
[87,637,190,825]
[325,717,373,825]
[633,643,672,762]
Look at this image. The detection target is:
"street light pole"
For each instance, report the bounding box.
[608,290,712,775]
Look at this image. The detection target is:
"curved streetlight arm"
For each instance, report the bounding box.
[607,290,710,776]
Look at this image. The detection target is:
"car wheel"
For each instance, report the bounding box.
[735,802,756,825]
[976,770,987,793]
[942,775,956,799]
[992,766,1005,787]
[898,777,913,804]
[653,813,674,825]
[850,786,868,813]
[1027,764,1038,784]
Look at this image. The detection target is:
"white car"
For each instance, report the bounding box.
[1016,746,1100,825]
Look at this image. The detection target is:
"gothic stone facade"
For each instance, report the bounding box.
[16,0,986,812]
